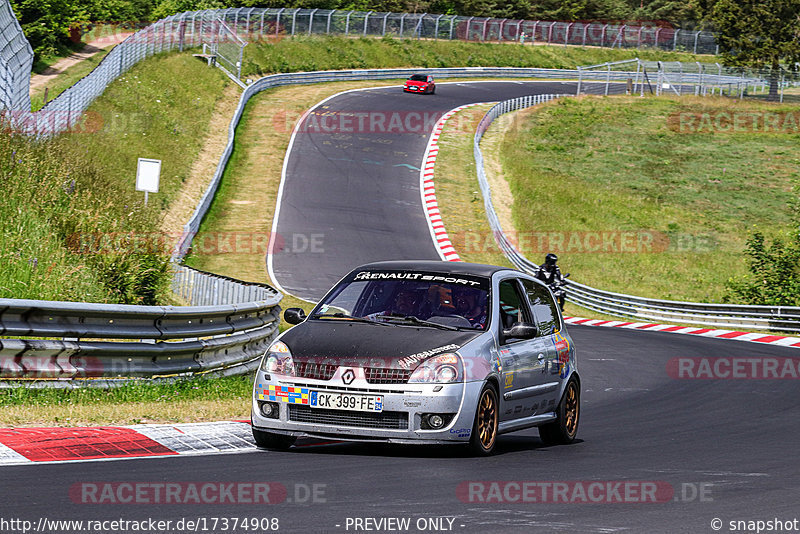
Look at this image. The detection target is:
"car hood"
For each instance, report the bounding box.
[280,319,481,369]
[405,81,427,86]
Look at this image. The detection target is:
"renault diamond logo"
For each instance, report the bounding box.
[342,369,355,385]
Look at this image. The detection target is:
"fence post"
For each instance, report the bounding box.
[291,9,297,36]
[276,8,284,36]
[576,67,582,95]
[605,63,610,96]
[308,8,317,35]
[383,13,390,36]
[363,11,372,36]
[345,11,353,35]
[327,11,333,34]
[434,14,443,39]
[449,16,455,40]
[693,31,699,54]
[565,22,572,47]
[673,29,679,51]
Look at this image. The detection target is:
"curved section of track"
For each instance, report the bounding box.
[269,81,579,301]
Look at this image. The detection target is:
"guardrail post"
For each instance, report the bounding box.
[605,63,610,95]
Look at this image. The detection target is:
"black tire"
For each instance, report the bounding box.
[430,87,436,94]
[468,382,499,456]
[539,377,580,445]
[252,427,296,450]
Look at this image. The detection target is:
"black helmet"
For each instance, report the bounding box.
[545,253,558,266]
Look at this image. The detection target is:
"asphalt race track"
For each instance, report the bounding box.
[270,80,594,301]
[4,328,800,533]
[4,81,799,533]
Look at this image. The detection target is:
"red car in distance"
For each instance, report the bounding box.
[404,74,436,94]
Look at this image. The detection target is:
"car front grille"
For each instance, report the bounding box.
[295,361,338,381]
[365,367,412,384]
[288,405,409,430]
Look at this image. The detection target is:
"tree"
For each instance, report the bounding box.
[709,0,800,100]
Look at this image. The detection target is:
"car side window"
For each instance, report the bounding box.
[498,279,532,340]
[522,279,560,336]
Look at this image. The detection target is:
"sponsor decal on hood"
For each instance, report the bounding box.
[398,344,461,369]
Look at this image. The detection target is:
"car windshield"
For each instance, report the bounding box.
[311,270,490,330]
[409,74,428,82]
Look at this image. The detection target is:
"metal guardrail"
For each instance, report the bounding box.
[473,95,800,333]
[0,266,282,386]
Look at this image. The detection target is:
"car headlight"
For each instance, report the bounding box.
[260,341,295,376]
[408,353,463,383]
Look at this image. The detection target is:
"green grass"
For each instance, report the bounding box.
[498,95,800,302]
[1,52,230,303]
[0,375,255,426]
[242,35,709,78]
[0,375,253,406]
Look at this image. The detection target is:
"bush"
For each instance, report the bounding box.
[726,184,800,306]
[725,230,800,306]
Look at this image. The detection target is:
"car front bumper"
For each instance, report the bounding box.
[251,371,483,444]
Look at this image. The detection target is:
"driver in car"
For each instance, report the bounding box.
[455,287,488,329]
[367,287,421,320]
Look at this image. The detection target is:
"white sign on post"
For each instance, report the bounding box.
[136,158,161,206]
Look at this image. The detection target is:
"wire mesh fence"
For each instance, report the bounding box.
[0,7,725,138]
[0,0,32,113]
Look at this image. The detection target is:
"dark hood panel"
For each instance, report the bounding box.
[280,320,481,369]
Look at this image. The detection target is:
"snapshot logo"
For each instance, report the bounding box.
[453,230,717,254]
[456,480,711,504]
[69,482,327,505]
[667,357,800,380]
[670,111,800,134]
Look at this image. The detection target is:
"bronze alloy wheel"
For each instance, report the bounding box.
[564,381,579,438]
[477,388,498,451]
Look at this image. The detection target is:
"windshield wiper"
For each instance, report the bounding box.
[313,313,390,326]
[381,314,460,331]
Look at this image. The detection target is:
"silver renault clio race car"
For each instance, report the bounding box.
[251,260,580,455]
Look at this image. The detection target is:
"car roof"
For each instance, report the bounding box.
[351,260,514,278]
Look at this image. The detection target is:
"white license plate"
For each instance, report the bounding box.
[309,391,383,412]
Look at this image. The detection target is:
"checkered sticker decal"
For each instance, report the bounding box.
[258,384,309,405]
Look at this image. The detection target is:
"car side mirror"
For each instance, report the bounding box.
[502,322,538,340]
[284,308,306,325]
